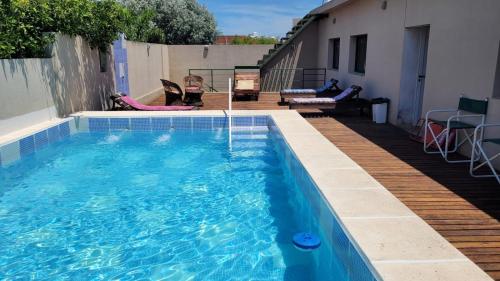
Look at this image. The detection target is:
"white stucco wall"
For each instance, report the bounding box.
[316,0,406,123]
[126,42,169,103]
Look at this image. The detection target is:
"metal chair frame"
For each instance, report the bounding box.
[424,97,488,163]
[470,124,500,184]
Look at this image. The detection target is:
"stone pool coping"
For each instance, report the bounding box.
[0,110,493,281]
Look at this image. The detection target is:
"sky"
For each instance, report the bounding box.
[198,0,323,37]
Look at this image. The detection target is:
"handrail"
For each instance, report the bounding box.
[188,67,326,92]
[260,67,326,92]
[189,68,235,92]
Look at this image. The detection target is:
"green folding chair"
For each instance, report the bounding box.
[424,97,488,163]
[470,124,500,184]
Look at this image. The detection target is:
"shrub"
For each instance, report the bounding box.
[231,36,278,45]
[0,0,127,59]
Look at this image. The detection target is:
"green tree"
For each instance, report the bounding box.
[122,0,217,44]
[123,6,165,43]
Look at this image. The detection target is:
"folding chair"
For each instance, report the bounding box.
[424,97,488,163]
[470,124,500,184]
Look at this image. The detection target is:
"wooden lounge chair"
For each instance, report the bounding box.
[288,85,363,110]
[280,79,341,103]
[111,93,196,111]
[233,72,260,101]
[183,75,204,106]
[160,79,184,105]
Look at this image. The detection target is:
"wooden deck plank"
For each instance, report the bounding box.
[150,93,500,280]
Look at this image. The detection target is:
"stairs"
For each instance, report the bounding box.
[257,14,324,68]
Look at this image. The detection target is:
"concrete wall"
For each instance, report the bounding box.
[261,21,321,92]
[0,34,114,135]
[167,45,272,92]
[126,42,169,104]
[314,0,500,165]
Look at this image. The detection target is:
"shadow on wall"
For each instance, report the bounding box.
[0,34,115,120]
[50,35,115,117]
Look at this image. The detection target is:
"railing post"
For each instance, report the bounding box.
[302,69,305,88]
[211,69,214,92]
[280,69,283,92]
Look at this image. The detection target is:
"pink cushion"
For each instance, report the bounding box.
[121,96,194,111]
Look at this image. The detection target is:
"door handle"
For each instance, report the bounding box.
[418,75,426,79]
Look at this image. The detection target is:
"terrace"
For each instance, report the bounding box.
[150,92,500,280]
[2,0,500,280]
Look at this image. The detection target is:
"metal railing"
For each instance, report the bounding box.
[260,68,326,92]
[188,67,327,93]
[188,69,235,92]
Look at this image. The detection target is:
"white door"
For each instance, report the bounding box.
[412,28,429,124]
[398,26,430,128]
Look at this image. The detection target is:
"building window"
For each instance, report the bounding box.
[493,41,500,98]
[329,38,340,70]
[352,34,367,74]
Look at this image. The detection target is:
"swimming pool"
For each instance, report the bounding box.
[0,115,378,280]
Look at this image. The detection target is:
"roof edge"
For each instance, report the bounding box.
[310,0,353,15]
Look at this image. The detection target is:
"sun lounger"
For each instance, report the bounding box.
[183,75,204,106]
[111,93,196,111]
[280,79,340,103]
[233,72,260,101]
[288,85,363,110]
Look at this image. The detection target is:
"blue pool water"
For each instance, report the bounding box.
[0,128,372,280]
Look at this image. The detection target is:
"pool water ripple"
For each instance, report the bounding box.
[0,130,350,280]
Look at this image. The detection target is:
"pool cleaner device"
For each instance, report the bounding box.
[293,232,321,251]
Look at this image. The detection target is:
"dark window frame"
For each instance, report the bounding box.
[493,40,500,99]
[354,34,367,74]
[331,38,340,70]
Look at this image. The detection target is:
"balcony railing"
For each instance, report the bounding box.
[188,67,326,93]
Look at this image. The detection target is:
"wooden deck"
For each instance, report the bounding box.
[151,93,500,280]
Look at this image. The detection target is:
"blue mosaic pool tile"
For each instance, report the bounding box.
[19,136,35,157]
[59,122,70,138]
[213,117,228,128]
[131,118,151,131]
[254,116,268,126]
[34,130,49,149]
[172,117,192,129]
[48,126,60,143]
[233,116,253,127]
[110,118,130,130]
[331,218,351,271]
[151,118,171,130]
[192,117,213,130]
[268,117,276,127]
[349,243,377,281]
[89,118,110,132]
